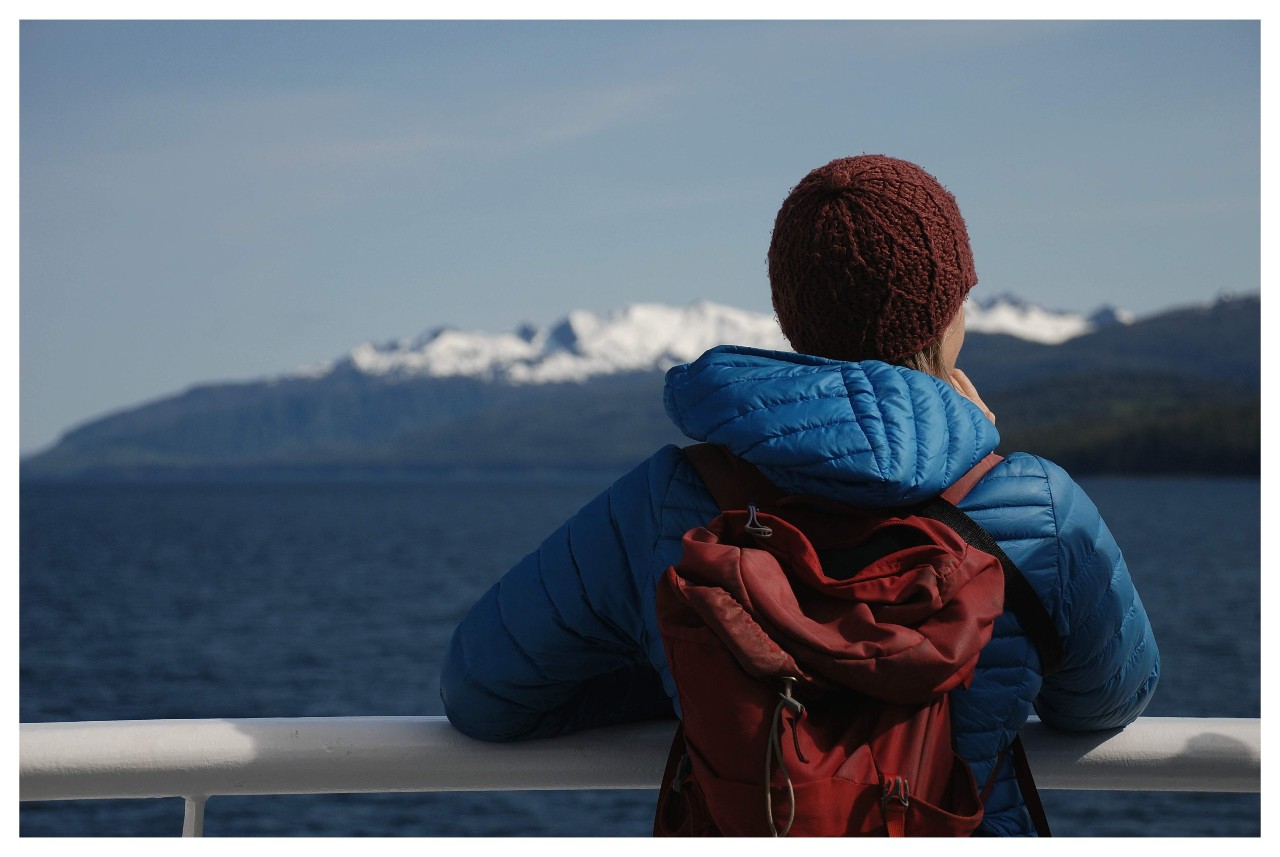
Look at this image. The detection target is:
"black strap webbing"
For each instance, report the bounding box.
[1011,735,1054,837]
[916,493,1061,837]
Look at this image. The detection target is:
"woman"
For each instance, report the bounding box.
[440,155,1159,835]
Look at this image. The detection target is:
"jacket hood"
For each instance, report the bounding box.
[663,345,1000,507]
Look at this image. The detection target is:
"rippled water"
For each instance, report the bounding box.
[20,474,1260,836]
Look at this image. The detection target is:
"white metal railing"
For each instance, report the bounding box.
[19,715,1260,836]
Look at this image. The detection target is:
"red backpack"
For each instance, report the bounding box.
[653,444,1059,837]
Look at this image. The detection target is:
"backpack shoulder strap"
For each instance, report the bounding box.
[918,462,1065,676]
[940,452,1003,504]
[682,443,785,512]
[929,455,1061,838]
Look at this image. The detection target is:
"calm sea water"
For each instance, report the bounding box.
[20,473,1260,837]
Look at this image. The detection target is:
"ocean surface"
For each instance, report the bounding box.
[20,472,1260,837]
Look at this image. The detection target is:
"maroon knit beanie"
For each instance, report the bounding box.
[768,155,977,362]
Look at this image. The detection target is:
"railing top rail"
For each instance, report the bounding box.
[20,715,1260,804]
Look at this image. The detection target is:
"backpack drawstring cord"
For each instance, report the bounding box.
[765,676,806,837]
[746,504,773,538]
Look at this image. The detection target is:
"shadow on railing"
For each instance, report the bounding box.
[19,715,1260,836]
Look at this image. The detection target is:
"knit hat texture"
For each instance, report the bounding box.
[768,155,977,362]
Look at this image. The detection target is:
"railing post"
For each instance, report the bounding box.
[182,795,206,837]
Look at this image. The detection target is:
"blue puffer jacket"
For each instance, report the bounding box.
[441,345,1160,835]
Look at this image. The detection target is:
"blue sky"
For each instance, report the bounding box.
[18,17,1261,454]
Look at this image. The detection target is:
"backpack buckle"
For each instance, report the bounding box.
[881,776,910,836]
[881,775,910,808]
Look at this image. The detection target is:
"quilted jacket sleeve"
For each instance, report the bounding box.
[439,452,679,742]
[1032,458,1160,731]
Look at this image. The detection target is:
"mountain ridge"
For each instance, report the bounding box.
[22,293,1258,479]
[299,294,1133,386]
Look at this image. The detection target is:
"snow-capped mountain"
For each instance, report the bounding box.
[22,293,1255,479]
[323,301,789,383]
[965,294,1134,344]
[312,296,1131,384]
